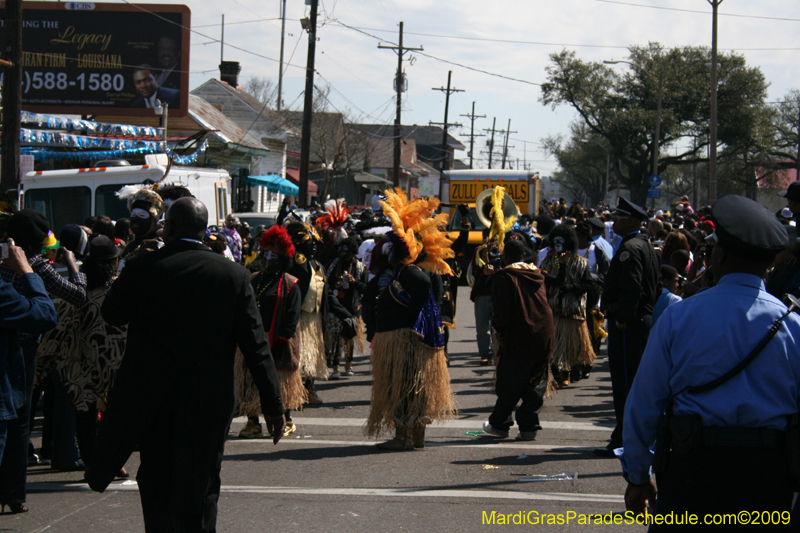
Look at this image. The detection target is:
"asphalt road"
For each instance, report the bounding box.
[8,291,644,532]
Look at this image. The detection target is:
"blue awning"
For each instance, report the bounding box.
[247,174,299,196]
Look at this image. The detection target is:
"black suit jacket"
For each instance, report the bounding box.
[130,86,180,108]
[88,240,283,504]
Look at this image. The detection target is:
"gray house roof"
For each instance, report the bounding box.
[191,79,299,142]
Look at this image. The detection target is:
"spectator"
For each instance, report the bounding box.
[653,265,682,323]
[0,239,58,514]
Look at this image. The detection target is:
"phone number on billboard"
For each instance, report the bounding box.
[22,71,125,93]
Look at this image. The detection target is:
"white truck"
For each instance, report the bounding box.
[19,158,232,232]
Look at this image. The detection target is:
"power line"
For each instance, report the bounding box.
[596,0,800,23]
[119,0,307,70]
[330,19,542,87]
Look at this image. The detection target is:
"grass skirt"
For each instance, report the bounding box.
[366,328,456,437]
[298,310,329,379]
[552,316,595,371]
[235,348,308,415]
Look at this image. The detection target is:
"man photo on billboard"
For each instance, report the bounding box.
[130,64,179,109]
[156,36,180,90]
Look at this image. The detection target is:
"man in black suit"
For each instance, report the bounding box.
[86,198,285,532]
[130,64,180,109]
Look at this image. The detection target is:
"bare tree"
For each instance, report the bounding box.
[243,76,276,107]
[281,83,372,200]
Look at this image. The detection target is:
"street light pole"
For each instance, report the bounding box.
[580,138,610,205]
[651,72,663,209]
[604,59,664,209]
[708,0,722,204]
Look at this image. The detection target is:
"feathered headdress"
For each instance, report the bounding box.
[285,221,322,244]
[379,188,454,276]
[259,225,296,257]
[116,186,165,219]
[488,186,518,251]
[315,200,353,232]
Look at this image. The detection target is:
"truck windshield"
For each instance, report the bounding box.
[96,184,136,221]
[25,187,91,233]
[449,207,485,231]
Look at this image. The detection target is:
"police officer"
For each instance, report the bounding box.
[594,198,660,457]
[622,195,800,523]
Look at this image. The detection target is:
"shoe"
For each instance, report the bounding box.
[479,358,491,366]
[593,445,619,458]
[412,425,426,448]
[376,425,415,451]
[306,390,323,405]
[1,502,28,514]
[282,421,297,437]
[238,420,263,438]
[329,372,341,380]
[517,431,538,441]
[342,369,355,376]
[39,458,51,466]
[482,421,509,439]
[27,454,39,467]
[53,460,86,472]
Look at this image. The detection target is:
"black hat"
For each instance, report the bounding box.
[712,195,788,260]
[7,209,49,248]
[586,218,606,232]
[59,224,89,258]
[611,198,649,221]
[87,236,122,261]
[575,221,592,237]
[780,182,800,202]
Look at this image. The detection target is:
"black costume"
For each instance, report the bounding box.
[87,240,283,532]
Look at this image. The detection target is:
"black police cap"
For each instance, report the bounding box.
[712,195,788,260]
[611,198,649,221]
[586,218,606,232]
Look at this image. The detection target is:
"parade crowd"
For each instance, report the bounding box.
[1,181,799,531]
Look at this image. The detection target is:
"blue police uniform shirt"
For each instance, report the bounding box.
[621,273,800,485]
[591,235,614,263]
[652,288,682,324]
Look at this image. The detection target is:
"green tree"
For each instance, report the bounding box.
[540,43,770,205]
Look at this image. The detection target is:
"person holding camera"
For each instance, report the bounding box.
[0,237,58,513]
[0,210,88,511]
[622,195,800,522]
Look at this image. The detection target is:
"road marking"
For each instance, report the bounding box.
[231,416,613,432]
[27,483,623,504]
[224,438,598,452]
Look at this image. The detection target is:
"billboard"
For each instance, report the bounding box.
[0,2,190,117]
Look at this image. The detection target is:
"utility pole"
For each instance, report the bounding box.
[500,119,517,169]
[379,22,423,189]
[430,71,464,199]
[299,0,319,207]
[708,0,722,204]
[277,0,286,111]
[220,14,224,62]
[485,117,497,169]
[460,102,485,169]
[1,0,22,197]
